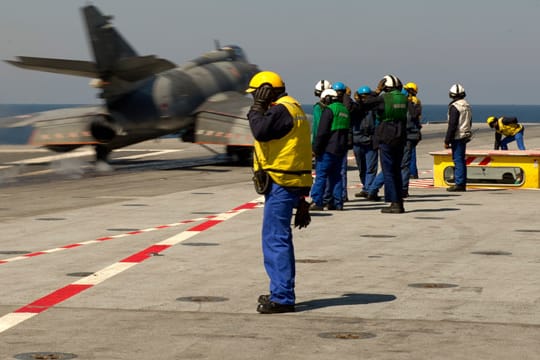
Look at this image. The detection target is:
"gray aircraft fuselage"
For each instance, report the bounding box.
[102,48,259,149]
[2,5,260,162]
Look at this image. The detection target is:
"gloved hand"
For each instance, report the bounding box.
[250,85,274,113]
[294,197,311,229]
[375,78,385,94]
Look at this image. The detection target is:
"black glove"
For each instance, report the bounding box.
[294,197,311,229]
[250,85,273,113]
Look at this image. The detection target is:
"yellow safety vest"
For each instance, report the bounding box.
[497,117,523,137]
[253,96,313,188]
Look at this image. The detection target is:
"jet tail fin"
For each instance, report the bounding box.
[4,5,177,102]
[81,5,176,101]
[82,5,137,72]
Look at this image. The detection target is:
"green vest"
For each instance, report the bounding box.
[380,90,408,122]
[328,102,350,131]
[312,102,325,143]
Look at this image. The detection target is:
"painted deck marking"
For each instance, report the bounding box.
[0,197,263,334]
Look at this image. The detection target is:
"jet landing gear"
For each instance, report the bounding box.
[94,144,113,172]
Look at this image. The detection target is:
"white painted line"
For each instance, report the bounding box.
[0,148,183,172]
[113,149,183,160]
[0,313,36,333]
[156,231,200,246]
[0,198,261,333]
[73,262,137,286]
[6,149,95,165]
[0,149,50,153]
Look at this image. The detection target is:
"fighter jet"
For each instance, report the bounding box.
[0,5,259,163]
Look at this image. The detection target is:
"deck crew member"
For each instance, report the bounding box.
[310,89,350,211]
[363,74,408,213]
[246,71,312,314]
[444,83,472,192]
[486,116,526,150]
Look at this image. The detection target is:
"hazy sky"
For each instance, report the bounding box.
[1,0,539,105]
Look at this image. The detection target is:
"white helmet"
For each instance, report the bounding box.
[449,83,466,98]
[320,89,338,103]
[314,80,332,97]
[381,74,402,91]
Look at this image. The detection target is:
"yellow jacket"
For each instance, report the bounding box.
[496,117,523,137]
[253,96,313,188]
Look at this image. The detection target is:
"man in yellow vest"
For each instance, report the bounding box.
[486,116,526,150]
[246,71,313,314]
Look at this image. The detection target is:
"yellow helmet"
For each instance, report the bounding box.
[487,116,497,126]
[404,82,418,95]
[246,71,285,93]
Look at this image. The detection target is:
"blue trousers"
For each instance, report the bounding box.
[501,129,526,150]
[341,152,348,201]
[451,139,467,186]
[368,171,384,195]
[262,183,300,305]
[401,140,418,191]
[353,143,378,192]
[311,152,344,208]
[370,141,416,195]
[379,143,404,203]
[409,146,418,177]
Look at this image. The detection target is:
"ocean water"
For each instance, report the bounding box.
[302,104,540,124]
[422,104,540,124]
[2,103,540,124]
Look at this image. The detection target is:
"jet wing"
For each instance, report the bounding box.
[6,57,99,78]
[6,55,176,81]
[0,106,108,146]
[193,92,254,146]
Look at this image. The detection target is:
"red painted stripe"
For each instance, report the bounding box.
[233,202,259,211]
[156,225,170,229]
[127,231,142,235]
[120,244,171,263]
[0,260,6,264]
[96,236,114,241]
[478,156,492,166]
[24,252,46,257]
[188,220,222,232]
[466,157,476,165]
[62,244,82,249]
[15,284,92,313]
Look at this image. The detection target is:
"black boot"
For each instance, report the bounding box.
[366,193,381,201]
[258,294,271,305]
[381,202,405,214]
[257,301,295,314]
[447,185,466,192]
